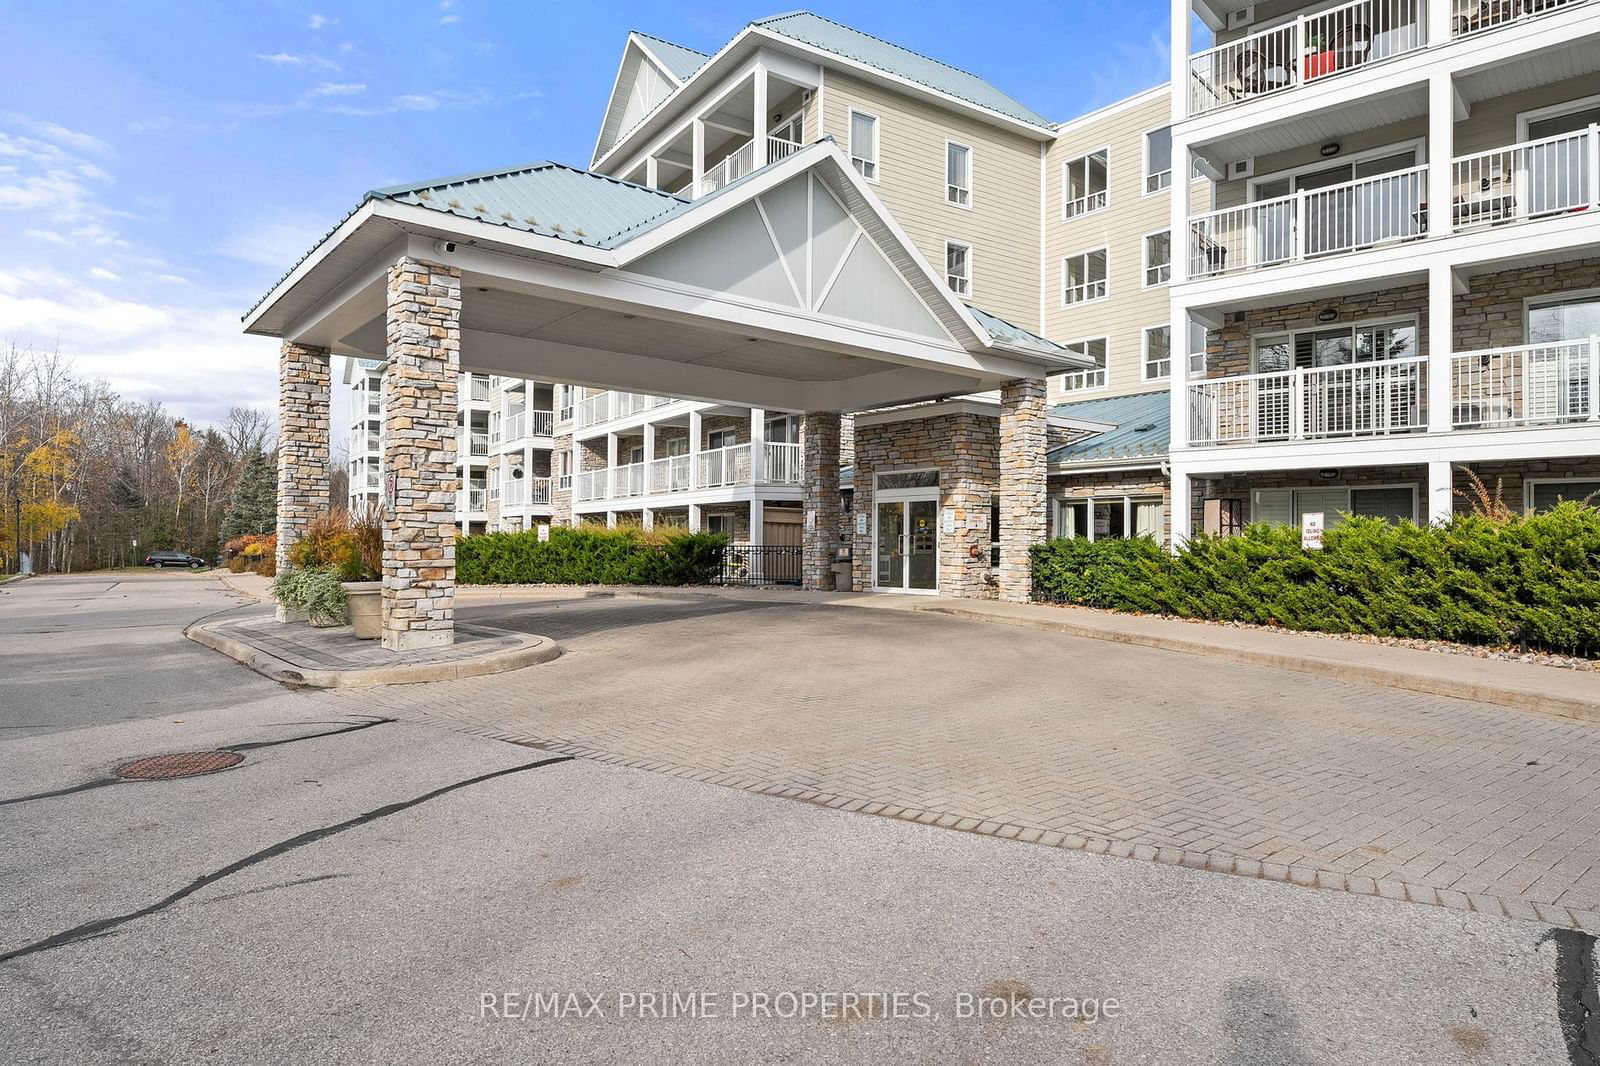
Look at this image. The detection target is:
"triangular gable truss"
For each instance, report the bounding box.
[593,34,685,165]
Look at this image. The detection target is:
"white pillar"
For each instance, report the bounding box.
[1170,0,1191,123]
[688,409,703,490]
[607,510,617,529]
[1168,301,1193,477]
[692,119,705,197]
[642,421,655,495]
[606,431,618,501]
[1428,261,1455,434]
[645,155,659,190]
[1169,134,1191,286]
[688,503,703,533]
[1427,459,1454,525]
[1169,465,1192,548]
[1427,72,1454,240]
[749,407,766,484]
[642,507,654,531]
[753,65,769,170]
[749,499,764,546]
[1427,0,1452,48]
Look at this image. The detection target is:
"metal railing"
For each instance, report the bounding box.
[700,139,757,197]
[1451,127,1599,231]
[530,476,552,506]
[1189,166,1426,278]
[1452,338,1598,428]
[1452,0,1593,37]
[767,135,801,163]
[1188,0,1427,116]
[469,377,490,402]
[574,469,607,503]
[650,454,693,494]
[764,441,803,484]
[697,443,752,489]
[467,431,488,457]
[1188,357,1427,445]
[501,477,524,506]
[714,544,802,587]
[574,390,675,429]
[529,409,553,437]
[575,392,611,428]
[464,488,486,512]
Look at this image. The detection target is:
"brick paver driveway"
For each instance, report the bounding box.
[338,592,1600,928]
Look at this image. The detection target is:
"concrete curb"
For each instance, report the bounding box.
[184,619,562,688]
[914,604,1600,724]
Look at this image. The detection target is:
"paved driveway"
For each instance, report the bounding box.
[353,591,1600,929]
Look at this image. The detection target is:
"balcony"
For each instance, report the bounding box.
[1185,338,1600,445]
[1188,0,1427,117]
[498,409,555,444]
[461,488,486,513]
[573,442,804,503]
[695,136,801,199]
[1451,127,1599,231]
[1188,165,1427,278]
[1452,0,1595,37]
[500,476,554,508]
[574,390,677,429]
[465,430,488,458]
[469,376,490,403]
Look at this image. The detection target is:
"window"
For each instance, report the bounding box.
[707,428,737,450]
[1252,319,1418,372]
[1190,319,1209,375]
[705,513,734,537]
[765,415,796,443]
[946,141,972,206]
[1145,127,1172,193]
[1057,337,1107,392]
[1252,486,1417,528]
[1144,230,1171,286]
[849,109,879,181]
[1055,496,1165,542]
[1143,325,1171,381]
[1528,291,1600,343]
[1062,250,1108,305]
[1527,479,1600,513]
[945,240,972,297]
[1062,149,1108,218]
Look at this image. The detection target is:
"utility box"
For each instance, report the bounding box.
[831,544,853,592]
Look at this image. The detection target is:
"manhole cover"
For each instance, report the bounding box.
[115,751,244,780]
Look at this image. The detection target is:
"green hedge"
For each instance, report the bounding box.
[457,527,726,586]
[1030,502,1600,656]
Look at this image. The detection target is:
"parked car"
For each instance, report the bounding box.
[145,550,207,569]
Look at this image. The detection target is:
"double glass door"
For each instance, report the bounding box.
[875,496,938,593]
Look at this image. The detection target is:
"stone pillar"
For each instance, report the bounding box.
[275,341,331,601]
[381,256,461,652]
[996,378,1046,603]
[800,412,841,590]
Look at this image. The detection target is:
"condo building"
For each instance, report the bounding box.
[258,8,1600,649]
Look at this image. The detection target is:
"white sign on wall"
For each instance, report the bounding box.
[1301,512,1325,551]
[942,508,956,534]
[855,512,868,536]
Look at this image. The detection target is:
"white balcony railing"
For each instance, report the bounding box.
[574,390,676,429]
[529,476,553,506]
[1452,338,1598,428]
[767,135,801,163]
[650,454,693,494]
[529,409,553,437]
[1189,166,1426,278]
[1452,0,1594,37]
[574,469,607,503]
[1188,357,1427,445]
[700,139,757,197]
[1451,127,1600,231]
[764,442,803,484]
[464,488,486,512]
[469,377,490,402]
[575,392,611,428]
[467,431,489,457]
[697,444,752,489]
[501,477,525,507]
[612,461,647,498]
[1188,0,1427,116]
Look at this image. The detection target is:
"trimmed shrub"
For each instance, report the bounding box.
[270,566,347,625]
[1030,502,1600,657]
[457,526,726,586]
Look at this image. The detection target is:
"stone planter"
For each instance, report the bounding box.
[274,604,308,624]
[342,581,383,639]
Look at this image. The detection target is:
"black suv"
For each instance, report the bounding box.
[145,551,207,569]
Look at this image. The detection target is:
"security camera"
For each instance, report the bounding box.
[433,240,458,255]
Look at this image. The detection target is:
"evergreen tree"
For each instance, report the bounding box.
[220,450,277,541]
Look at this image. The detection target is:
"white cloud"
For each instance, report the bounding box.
[307,13,337,29]
[155,273,191,285]
[440,15,461,24]
[254,52,339,70]
[88,266,121,281]
[213,213,331,269]
[24,228,67,244]
[394,94,441,111]
[310,82,367,96]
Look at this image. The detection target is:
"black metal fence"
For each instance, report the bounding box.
[714,543,803,587]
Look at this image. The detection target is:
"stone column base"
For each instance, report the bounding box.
[383,627,455,653]
[275,605,308,624]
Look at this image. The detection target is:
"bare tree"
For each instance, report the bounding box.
[222,405,275,462]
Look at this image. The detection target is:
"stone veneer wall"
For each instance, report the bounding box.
[380,257,460,651]
[1452,257,1600,351]
[997,380,1047,602]
[1208,284,1430,378]
[1047,469,1171,545]
[850,411,999,599]
[800,412,842,591]
[550,431,573,526]
[275,342,331,577]
[1453,458,1600,513]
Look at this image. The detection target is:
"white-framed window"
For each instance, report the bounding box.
[945,239,972,297]
[765,414,796,443]
[1055,495,1166,543]
[1143,324,1171,381]
[1056,337,1107,393]
[707,428,737,450]
[705,513,734,537]
[1062,148,1108,218]
[1061,249,1108,306]
[848,109,879,182]
[1525,478,1600,513]
[1143,230,1171,287]
[946,140,972,207]
[1190,319,1209,375]
[1251,318,1418,373]
[1251,485,1417,527]
[1144,126,1173,194]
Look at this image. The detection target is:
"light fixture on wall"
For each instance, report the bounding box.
[1318,468,1340,480]
[1317,308,1339,323]
[1320,142,1341,157]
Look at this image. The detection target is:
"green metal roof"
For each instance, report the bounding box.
[1048,390,1170,465]
[751,11,1052,128]
[634,31,708,81]
[366,161,691,249]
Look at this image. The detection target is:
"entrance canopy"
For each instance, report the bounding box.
[244,142,1085,411]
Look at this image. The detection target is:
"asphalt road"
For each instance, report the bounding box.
[0,572,1591,1064]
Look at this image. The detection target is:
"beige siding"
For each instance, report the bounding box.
[819,70,1045,330]
[1043,87,1204,403]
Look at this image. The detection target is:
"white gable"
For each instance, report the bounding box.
[627,173,950,342]
[617,54,674,140]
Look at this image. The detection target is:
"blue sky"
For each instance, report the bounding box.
[1,1,1176,428]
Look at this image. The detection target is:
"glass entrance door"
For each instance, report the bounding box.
[874,496,939,592]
